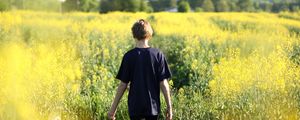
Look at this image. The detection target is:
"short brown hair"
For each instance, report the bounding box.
[131,19,153,41]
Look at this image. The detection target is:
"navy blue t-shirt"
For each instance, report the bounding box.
[116,47,171,117]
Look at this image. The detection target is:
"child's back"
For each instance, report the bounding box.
[117,47,171,117]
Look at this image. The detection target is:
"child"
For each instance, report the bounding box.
[108,19,173,120]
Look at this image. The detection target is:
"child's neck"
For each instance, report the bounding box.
[136,39,150,48]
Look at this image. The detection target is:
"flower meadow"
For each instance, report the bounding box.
[1,11,300,120]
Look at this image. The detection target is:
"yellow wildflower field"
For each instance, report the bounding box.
[0,11,300,119]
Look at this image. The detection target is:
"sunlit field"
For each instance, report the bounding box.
[1,11,300,120]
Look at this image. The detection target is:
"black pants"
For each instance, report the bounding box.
[130,115,158,120]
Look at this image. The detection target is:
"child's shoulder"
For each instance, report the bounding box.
[149,47,161,53]
[148,48,166,58]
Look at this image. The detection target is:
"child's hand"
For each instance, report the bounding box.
[107,111,116,120]
[166,108,173,120]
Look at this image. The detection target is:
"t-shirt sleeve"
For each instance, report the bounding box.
[158,52,172,81]
[116,54,130,83]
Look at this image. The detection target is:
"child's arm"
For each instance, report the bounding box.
[160,79,173,120]
[108,81,128,120]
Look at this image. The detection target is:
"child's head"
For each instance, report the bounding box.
[131,19,153,41]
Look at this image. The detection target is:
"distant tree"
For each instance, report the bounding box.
[101,0,151,13]
[139,0,153,12]
[253,2,262,12]
[166,0,177,8]
[0,0,9,11]
[215,0,229,12]
[211,0,218,10]
[272,1,290,12]
[271,3,281,12]
[149,0,160,12]
[79,0,99,12]
[178,0,191,12]
[261,2,273,12]
[280,1,290,11]
[188,0,202,9]
[195,7,203,12]
[100,0,110,13]
[228,2,238,11]
[63,0,80,12]
[122,0,140,12]
[149,0,163,11]
[10,0,23,9]
[149,0,176,11]
[100,0,123,13]
[23,0,60,11]
[171,0,178,8]
[237,0,254,12]
[289,1,300,12]
[291,5,300,12]
[201,0,215,12]
[6,0,72,12]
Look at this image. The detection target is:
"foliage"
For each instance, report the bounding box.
[0,1,9,11]
[150,0,177,12]
[78,0,99,12]
[215,0,230,12]
[188,0,202,10]
[63,0,80,12]
[177,0,191,12]
[100,0,152,13]
[201,0,215,12]
[195,7,204,12]
[237,0,254,12]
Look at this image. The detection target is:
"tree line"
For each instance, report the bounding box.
[0,0,300,13]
